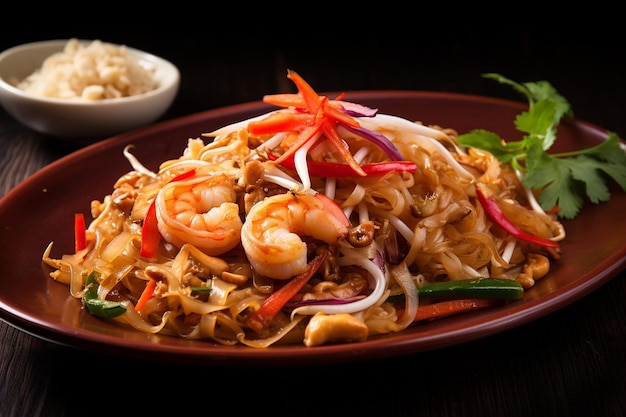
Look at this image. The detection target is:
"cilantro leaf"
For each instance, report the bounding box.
[483,73,573,121]
[458,73,626,219]
[565,156,612,203]
[524,155,586,219]
[576,133,626,185]
[482,73,533,102]
[514,99,557,150]
[456,129,524,163]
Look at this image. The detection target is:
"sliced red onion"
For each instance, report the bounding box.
[340,123,405,161]
[290,255,387,316]
[285,297,364,309]
[372,249,385,270]
[338,101,379,117]
[337,101,406,160]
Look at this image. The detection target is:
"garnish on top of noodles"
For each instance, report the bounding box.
[44,70,588,348]
[213,69,415,191]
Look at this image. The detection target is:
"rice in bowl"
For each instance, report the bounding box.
[11,38,158,101]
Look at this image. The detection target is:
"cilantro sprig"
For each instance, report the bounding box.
[458,73,626,219]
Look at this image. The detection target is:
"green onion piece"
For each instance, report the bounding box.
[82,271,127,318]
[191,286,212,294]
[388,277,524,304]
[418,278,524,300]
[83,298,127,318]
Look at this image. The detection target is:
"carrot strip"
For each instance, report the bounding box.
[286,70,360,128]
[288,71,363,175]
[321,102,362,128]
[287,70,322,113]
[247,111,313,136]
[271,123,323,165]
[412,298,502,322]
[246,251,328,333]
[251,70,367,176]
[262,93,306,108]
[321,119,366,176]
[263,93,354,121]
[134,278,156,312]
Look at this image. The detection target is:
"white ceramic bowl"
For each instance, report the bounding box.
[0,39,180,144]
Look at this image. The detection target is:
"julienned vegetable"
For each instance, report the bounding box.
[248,69,411,185]
[390,278,523,324]
[43,70,576,347]
[417,278,524,300]
[82,272,126,318]
[246,251,327,333]
[389,277,524,305]
[268,152,417,177]
[249,71,366,177]
[475,187,559,248]
[413,299,502,322]
[140,168,197,258]
[74,213,86,252]
[458,73,626,220]
[139,201,159,258]
[134,278,156,312]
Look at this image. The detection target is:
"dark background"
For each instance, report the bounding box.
[2,16,624,140]
[1,14,625,417]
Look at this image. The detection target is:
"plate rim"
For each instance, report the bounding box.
[1,90,624,366]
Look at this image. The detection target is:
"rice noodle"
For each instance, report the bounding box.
[42,104,565,347]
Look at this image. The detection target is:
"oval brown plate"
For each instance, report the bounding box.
[1,91,625,366]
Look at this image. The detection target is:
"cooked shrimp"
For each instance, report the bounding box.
[241,192,350,280]
[155,172,243,256]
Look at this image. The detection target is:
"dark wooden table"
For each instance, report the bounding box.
[1,27,625,417]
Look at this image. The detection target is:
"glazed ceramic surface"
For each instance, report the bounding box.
[0,91,624,366]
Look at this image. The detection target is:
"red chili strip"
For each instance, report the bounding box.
[139,201,160,258]
[74,213,87,252]
[269,152,416,177]
[476,187,559,248]
[140,169,197,258]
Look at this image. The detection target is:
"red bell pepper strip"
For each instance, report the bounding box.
[140,169,197,259]
[246,251,328,333]
[140,201,160,258]
[475,187,559,248]
[74,213,87,252]
[169,169,197,183]
[268,151,417,177]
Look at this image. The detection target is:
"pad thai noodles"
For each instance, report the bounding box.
[43,70,565,347]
